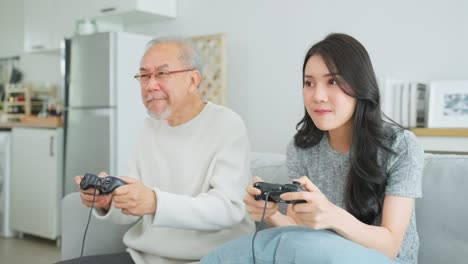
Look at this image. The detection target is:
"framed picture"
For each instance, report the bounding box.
[427,81,468,128]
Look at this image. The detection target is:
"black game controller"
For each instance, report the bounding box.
[253,181,307,204]
[80,173,126,195]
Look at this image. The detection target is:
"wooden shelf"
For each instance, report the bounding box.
[3,83,31,122]
[411,128,468,137]
[4,101,27,106]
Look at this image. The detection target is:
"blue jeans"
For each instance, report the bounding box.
[201,226,395,264]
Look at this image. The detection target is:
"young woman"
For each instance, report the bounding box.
[201,33,424,264]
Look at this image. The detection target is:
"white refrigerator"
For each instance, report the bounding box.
[63,32,151,195]
[0,131,15,238]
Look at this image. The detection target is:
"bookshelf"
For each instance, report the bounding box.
[411,128,468,154]
[412,128,468,137]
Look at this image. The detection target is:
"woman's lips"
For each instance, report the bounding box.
[314,109,332,115]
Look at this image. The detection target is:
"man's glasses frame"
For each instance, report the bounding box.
[134,68,195,82]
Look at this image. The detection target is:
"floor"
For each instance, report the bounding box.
[0,234,61,264]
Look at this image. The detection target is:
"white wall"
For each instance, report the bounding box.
[2,0,467,153]
[126,0,468,153]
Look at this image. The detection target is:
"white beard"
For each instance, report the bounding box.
[145,92,171,120]
[148,106,171,120]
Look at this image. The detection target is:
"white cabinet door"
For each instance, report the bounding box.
[10,128,63,240]
[82,0,133,18]
[24,0,79,52]
[24,0,53,52]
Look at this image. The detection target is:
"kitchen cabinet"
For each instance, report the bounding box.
[23,0,177,52]
[23,0,50,52]
[10,127,63,242]
[23,0,77,52]
[81,0,177,24]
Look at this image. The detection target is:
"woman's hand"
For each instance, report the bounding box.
[280,176,340,230]
[243,176,280,222]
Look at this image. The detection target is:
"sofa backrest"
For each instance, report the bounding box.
[416,154,468,264]
[250,152,468,264]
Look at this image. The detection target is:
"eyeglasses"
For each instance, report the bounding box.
[134,68,195,83]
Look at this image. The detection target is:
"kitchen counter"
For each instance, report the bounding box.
[0,116,62,129]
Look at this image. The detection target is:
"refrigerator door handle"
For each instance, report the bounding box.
[50,136,54,157]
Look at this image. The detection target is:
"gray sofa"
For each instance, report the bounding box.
[61,153,468,263]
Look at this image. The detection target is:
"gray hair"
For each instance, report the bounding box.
[145,36,203,76]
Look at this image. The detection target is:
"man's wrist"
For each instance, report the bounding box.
[150,189,157,215]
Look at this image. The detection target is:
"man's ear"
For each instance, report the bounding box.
[189,70,202,93]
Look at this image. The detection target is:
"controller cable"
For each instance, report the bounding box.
[79,179,103,261]
[251,192,270,264]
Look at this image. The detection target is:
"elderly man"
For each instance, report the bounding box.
[59,37,254,264]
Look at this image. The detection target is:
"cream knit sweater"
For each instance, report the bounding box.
[94,102,255,264]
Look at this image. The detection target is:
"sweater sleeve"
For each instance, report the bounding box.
[385,130,424,198]
[152,131,251,231]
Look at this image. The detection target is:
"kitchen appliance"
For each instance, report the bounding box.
[62,32,151,195]
[0,131,15,238]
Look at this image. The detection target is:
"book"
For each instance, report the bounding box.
[382,79,401,121]
[407,83,428,128]
[400,83,410,127]
[415,83,428,127]
[409,83,418,128]
[393,82,403,125]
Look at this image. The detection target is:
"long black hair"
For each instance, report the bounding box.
[294,33,395,224]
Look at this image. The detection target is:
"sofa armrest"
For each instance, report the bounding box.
[61,192,133,260]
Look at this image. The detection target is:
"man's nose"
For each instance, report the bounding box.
[145,75,162,91]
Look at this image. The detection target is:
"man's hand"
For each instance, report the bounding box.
[75,172,112,211]
[112,176,157,216]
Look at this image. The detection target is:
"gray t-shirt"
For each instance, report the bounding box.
[286,126,424,264]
